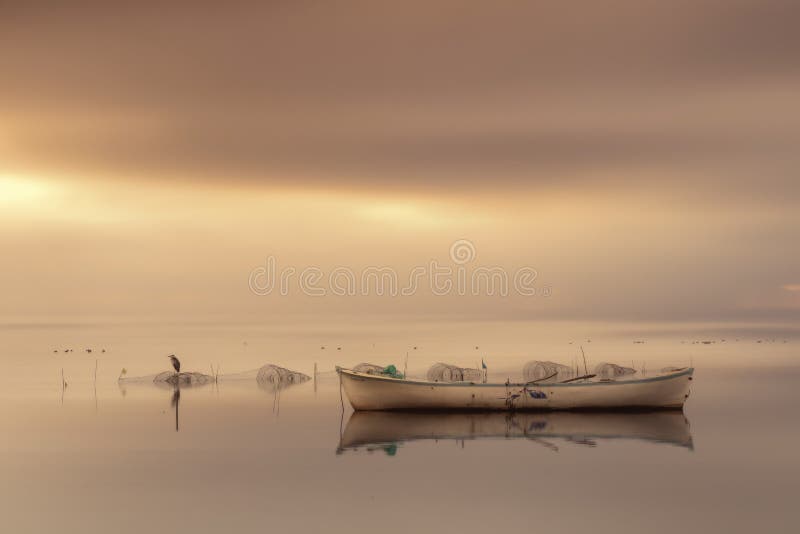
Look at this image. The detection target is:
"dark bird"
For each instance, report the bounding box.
[337,347,341,351]
[86,349,92,353]
[101,349,106,353]
[167,354,181,373]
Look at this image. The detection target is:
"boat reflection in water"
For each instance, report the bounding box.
[337,411,693,455]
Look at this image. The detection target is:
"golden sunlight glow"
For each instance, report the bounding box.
[357,200,462,228]
[0,175,56,206]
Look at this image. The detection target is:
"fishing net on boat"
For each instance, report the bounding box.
[353,363,386,375]
[256,364,310,388]
[353,362,404,378]
[427,363,483,382]
[594,362,637,379]
[380,365,404,379]
[153,371,215,387]
[522,361,575,382]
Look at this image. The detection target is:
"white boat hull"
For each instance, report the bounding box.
[338,367,693,411]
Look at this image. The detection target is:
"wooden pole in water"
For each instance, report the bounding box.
[93,359,98,413]
[61,368,66,405]
[581,346,588,375]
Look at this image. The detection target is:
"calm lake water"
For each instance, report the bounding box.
[0,321,797,533]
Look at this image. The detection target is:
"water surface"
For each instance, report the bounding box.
[1,322,797,533]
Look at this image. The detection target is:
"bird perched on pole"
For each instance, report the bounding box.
[167,354,181,374]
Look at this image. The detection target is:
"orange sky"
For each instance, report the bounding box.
[1,1,799,325]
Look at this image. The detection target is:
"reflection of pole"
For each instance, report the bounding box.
[273,387,281,416]
[171,387,180,432]
[314,362,318,394]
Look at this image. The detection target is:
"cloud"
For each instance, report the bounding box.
[2,1,799,324]
[1,1,799,200]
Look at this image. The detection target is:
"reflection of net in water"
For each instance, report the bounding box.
[118,371,214,389]
[426,363,483,382]
[522,361,575,382]
[154,371,214,386]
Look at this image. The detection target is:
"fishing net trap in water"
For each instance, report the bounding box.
[426,363,483,383]
[255,364,310,389]
[522,361,577,382]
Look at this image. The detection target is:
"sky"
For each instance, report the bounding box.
[1,0,799,326]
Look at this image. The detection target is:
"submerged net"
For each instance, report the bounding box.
[427,363,483,382]
[153,371,215,387]
[522,361,575,382]
[117,373,160,384]
[594,362,637,379]
[256,364,310,388]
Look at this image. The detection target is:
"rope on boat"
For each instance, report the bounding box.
[525,371,558,385]
[560,374,597,383]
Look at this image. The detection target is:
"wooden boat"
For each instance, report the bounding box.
[336,367,693,411]
[337,410,693,453]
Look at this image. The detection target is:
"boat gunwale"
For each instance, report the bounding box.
[336,366,693,388]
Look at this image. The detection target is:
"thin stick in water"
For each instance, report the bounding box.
[581,346,589,375]
[94,359,98,413]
